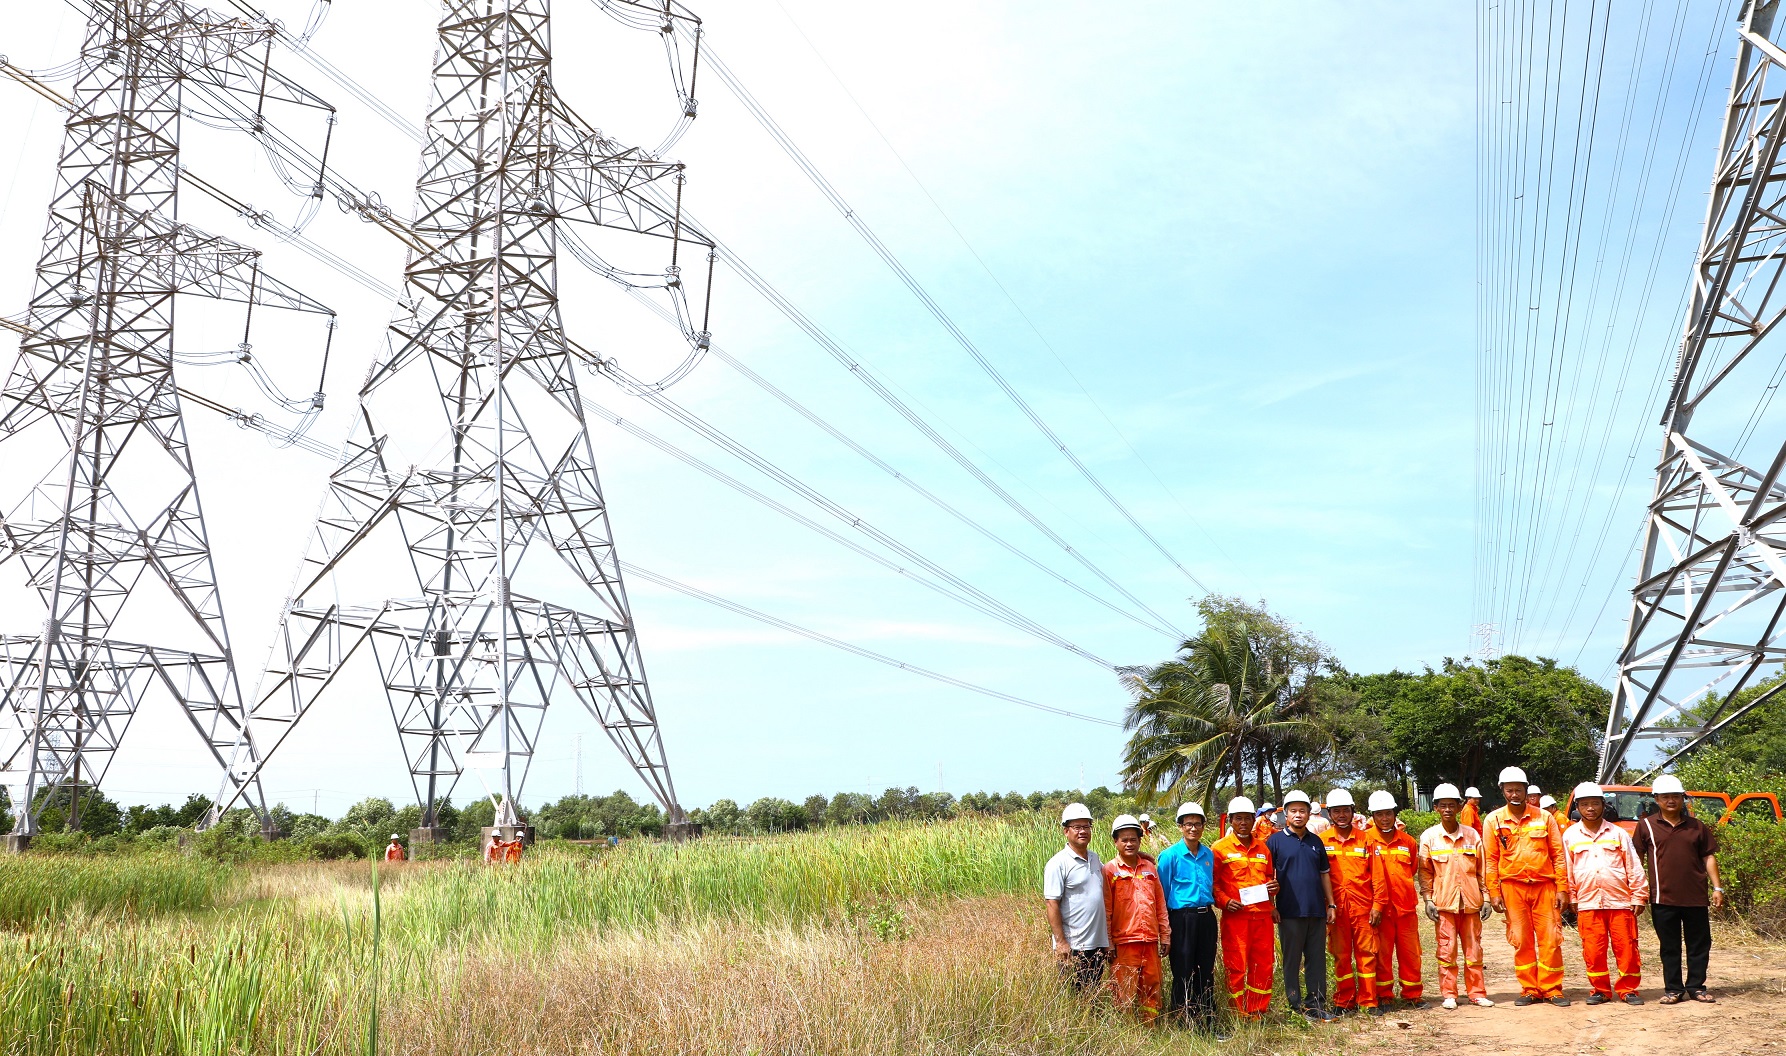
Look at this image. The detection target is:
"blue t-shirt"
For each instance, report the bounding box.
[1267,828,1330,918]
[1155,839,1215,909]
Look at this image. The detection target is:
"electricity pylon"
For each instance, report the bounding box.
[1603,0,1786,779]
[226,0,702,835]
[0,0,333,845]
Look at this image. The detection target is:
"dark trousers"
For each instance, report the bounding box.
[1651,904,1712,995]
[1278,915,1328,1012]
[1063,947,1108,993]
[1167,905,1218,1026]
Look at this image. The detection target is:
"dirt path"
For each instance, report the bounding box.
[1328,916,1786,1056]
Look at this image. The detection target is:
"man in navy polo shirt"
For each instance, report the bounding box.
[1269,790,1338,1022]
[1157,800,1219,1032]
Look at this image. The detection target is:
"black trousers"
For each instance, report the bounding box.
[1167,905,1218,1027]
[1278,915,1327,1013]
[1651,904,1712,994]
[1063,947,1108,993]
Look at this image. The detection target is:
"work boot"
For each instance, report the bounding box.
[1513,995,1536,1007]
[1402,998,1430,1011]
[1367,1005,1386,1018]
[1549,996,1572,1008]
[1585,993,1609,1006]
[1623,994,1644,1005]
[1334,1005,1358,1016]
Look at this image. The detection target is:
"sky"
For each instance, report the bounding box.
[0,1,1733,817]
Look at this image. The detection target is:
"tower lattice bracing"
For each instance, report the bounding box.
[0,0,334,839]
[229,0,697,830]
[1603,0,1786,778]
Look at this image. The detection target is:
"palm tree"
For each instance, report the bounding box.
[1122,623,1326,809]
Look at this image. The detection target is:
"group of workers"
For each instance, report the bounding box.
[485,830,526,863]
[1043,767,1725,1031]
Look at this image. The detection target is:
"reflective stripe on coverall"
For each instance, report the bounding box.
[1485,804,1566,998]
[1211,831,1275,1018]
[1323,824,1387,1009]
[1369,825,1423,1002]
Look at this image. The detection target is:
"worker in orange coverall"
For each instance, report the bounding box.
[384,834,406,862]
[1366,790,1425,1009]
[1211,796,1278,1020]
[1564,782,1648,1005]
[1104,814,1171,1023]
[1419,784,1494,1009]
[1485,765,1569,1005]
[1322,789,1387,1016]
[504,831,524,863]
[1459,789,1483,835]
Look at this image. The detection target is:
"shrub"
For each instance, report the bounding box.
[303,832,368,860]
[1712,819,1786,937]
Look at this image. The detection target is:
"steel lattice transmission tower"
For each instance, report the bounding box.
[0,0,334,844]
[1602,0,1786,780]
[225,0,704,835]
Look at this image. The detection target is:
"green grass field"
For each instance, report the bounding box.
[0,815,1280,1055]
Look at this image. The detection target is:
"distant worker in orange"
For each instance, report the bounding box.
[484,831,506,864]
[1366,790,1425,1009]
[1419,784,1493,1010]
[1253,803,1277,840]
[1485,766,1569,1006]
[384,834,406,862]
[1212,796,1278,1020]
[504,829,525,863]
[1564,782,1648,1005]
[1104,814,1172,1023]
[1323,789,1387,1016]
[1459,788,1484,835]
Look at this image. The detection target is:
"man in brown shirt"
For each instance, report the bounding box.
[1630,775,1724,1004]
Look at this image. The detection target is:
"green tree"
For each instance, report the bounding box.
[1662,672,1786,774]
[1122,621,1324,808]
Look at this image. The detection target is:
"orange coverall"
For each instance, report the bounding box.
[504,836,524,863]
[1485,804,1567,999]
[384,841,406,862]
[1418,821,1488,1000]
[1563,820,1647,998]
[1104,855,1171,1023]
[1459,801,1482,835]
[1211,830,1276,1018]
[1369,824,1423,1003]
[1324,823,1387,1010]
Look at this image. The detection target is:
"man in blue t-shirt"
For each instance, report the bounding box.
[1156,801,1220,1033]
[1267,790,1337,1022]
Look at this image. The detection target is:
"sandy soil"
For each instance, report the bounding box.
[1326,914,1786,1056]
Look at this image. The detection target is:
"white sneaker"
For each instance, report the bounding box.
[1442,997,1458,1010]
[1471,997,1495,1008]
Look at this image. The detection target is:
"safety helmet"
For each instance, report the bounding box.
[1431,783,1463,803]
[1572,781,1605,801]
[1366,790,1397,813]
[1464,787,1482,799]
[1175,801,1205,821]
[1652,775,1686,796]
[1227,796,1257,816]
[390,834,401,840]
[1111,813,1144,837]
[1497,766,1527,785]
[1282,790,1312,806]
[1539,795,1556,809]
[1528,784,1541,796]
[1325,789,1355,808]
[1259,802,1275,812]
[1138,813,1154,826]
[1060,802,1093,824]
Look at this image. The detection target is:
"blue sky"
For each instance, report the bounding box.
[0,1,1726,815]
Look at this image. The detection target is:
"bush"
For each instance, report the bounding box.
[302,832,368,860]
[1713,819,1786,937]
[1399,810,1439,838]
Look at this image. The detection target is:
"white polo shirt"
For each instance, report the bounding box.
[1043,844,1110,951]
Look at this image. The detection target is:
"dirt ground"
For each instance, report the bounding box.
[1329,915,1786,1056]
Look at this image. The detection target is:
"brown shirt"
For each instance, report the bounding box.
[1630,813,1718,907]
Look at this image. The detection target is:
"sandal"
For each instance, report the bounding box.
[1659,993,1684,1005]
[1692,991,1716,1003]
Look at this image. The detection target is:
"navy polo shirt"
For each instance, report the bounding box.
[1267,827,1330,918]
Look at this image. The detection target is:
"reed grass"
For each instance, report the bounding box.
[0,853,233,926]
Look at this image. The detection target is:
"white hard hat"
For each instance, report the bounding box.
[1259,802,1275,811]
[1528,784,1541,796]
[1175,801,1205,821]
[1060,802,1093,824]
[1432,783,1463,803]
[1464,787,1482,799]
[1111,813,1144,837]
[1367,790,1397,813]
[1138,813,1153,824]
[1325,789,1355,808]
[1282,790,1312,806]
[1572,781,1604,801]
[1227,796,1256,816]
[1497,766,1527,785]
[390,834,401,840]
[1653,775,1686,796]
[1539,795,1556,809]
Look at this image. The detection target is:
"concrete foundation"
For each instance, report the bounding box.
[3,834,30,855]
[665,821,701,842]
[409,826,452,846]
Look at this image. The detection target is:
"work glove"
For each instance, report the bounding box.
[1479,902,1493,921]
[1424,902,1439,923]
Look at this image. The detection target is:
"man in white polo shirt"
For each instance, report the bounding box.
[1045,802,1111,991]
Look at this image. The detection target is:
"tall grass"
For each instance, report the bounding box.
[0,815,1237,1055]
[0,853,233,925]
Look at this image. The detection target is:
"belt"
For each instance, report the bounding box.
[1173,904,1214,912]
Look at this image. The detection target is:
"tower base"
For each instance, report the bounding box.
[3,834,30,854]
[665,821,700,842]
[409,826,452,846]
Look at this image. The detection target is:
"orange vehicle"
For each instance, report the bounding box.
[1560,785,1782,832]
